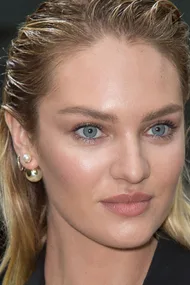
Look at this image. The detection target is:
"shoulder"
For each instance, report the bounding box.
[0,246,46,285]
[156,233,190,265]
[0,275,4,285]
[0,271,5,285]
[144,233,190,285]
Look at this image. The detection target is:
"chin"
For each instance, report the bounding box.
[102,226,156,249]
[92,227,156,250]
[113,236,154,250]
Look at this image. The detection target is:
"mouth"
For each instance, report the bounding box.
[100,193,152,217]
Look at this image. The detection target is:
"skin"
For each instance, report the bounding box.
[6,36,185,285]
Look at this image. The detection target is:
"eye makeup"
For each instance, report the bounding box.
[70,118,179,145]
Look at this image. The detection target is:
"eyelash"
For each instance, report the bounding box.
[145,120,177,141]
[72,123,103,144]
[72,120,178,144]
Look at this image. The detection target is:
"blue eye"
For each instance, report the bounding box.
[75,125,102,139]
[147,124,170,137]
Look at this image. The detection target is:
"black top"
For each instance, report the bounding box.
[2,234,190,285]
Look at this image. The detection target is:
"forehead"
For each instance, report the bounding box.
[44,36,182,116]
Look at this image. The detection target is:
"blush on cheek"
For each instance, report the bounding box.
[41,153,80,186]
[156,152,184,209]
[39,142,107,192]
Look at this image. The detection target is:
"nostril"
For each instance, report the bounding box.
[110,149,150,184]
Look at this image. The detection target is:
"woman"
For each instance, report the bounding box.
[0,0,190,284]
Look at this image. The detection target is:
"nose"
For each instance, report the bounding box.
[110,137,150,184]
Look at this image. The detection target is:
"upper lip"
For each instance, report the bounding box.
[101,193,152,203]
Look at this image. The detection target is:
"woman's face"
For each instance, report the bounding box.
[36,37,185,248]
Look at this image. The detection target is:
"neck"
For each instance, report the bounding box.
[45,210,157,285]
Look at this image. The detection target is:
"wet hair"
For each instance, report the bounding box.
[0,0,190,284]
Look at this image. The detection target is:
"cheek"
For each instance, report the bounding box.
[156,152,183,183]
[37,138,112,197]
[149,136,185,203]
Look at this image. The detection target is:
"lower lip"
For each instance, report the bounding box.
[101,200,150,217]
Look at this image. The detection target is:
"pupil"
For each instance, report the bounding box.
[83,126,98,138]
[153,125,166,136]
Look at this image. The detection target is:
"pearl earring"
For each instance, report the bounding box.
[25,168,43,183]
[23,154,32,164]
[17,155,42,182]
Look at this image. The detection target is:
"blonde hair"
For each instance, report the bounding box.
[0,0,190,284]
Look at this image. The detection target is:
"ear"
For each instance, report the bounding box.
[5,111,39,170]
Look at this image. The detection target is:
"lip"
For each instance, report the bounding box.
[101,193,152,217]
[101,193,152,203]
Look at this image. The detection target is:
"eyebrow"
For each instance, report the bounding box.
[57,106,118,123]
[141,103,183,122]
[57,103,183,123]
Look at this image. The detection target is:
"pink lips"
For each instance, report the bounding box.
[101,193,152,217]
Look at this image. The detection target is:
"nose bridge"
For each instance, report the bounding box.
[110,135,150,183]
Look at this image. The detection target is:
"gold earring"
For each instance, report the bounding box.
[17,156,24,171]
[25,168,43,183]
